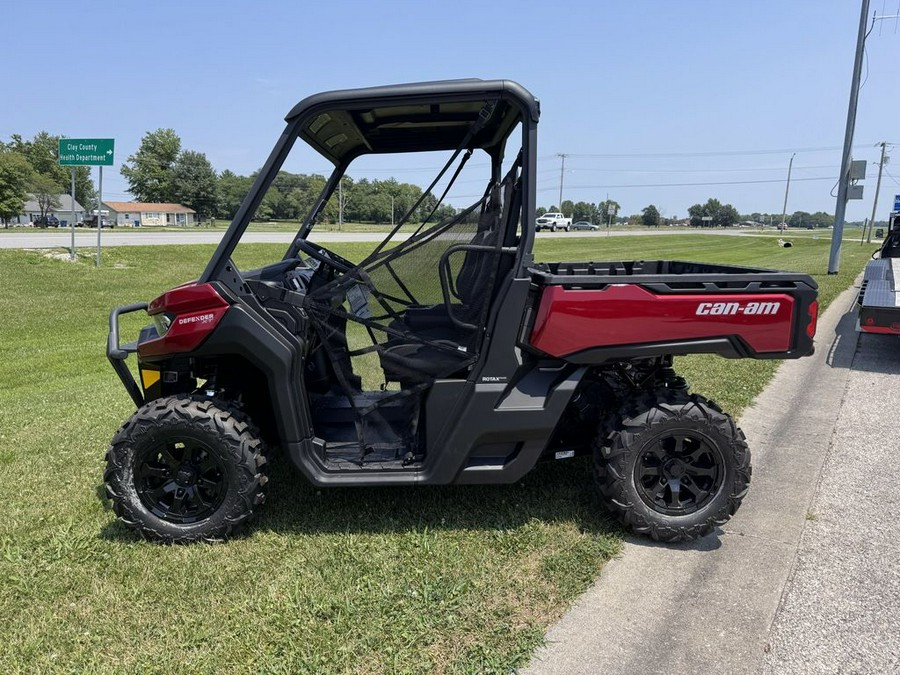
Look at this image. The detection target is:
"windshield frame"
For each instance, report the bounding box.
[199,79,539,285]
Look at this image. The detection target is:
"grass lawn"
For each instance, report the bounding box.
[0,235,870,673]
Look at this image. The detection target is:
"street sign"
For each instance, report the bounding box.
[58,138,114,166]
[894,194,900,212]
[58,137,114,267]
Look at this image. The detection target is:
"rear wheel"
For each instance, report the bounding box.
[594,392,750,542]
[104,396,268,543]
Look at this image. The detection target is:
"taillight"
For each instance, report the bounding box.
[139,283,229,357]
[806,300,818,338]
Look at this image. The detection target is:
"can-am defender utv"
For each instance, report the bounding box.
[105,80,818,543]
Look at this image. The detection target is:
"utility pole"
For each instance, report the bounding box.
[828,0,871,274]
[606,192,612,237]
[557,153,567,211]
[338,177,343,230]
[780,153,796,230]
[866,142,889,243]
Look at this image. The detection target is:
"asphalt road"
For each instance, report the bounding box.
[525,278,900,674]
[0,227,772,249]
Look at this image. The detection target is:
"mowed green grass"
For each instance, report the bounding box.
[0,235,869,673]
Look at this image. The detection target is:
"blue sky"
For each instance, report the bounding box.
[5,0,900,220]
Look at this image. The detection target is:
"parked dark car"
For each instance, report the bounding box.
[34,215,60,228]
[572,220,599,231]
[84,215,114,228]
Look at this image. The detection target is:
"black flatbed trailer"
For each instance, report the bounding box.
[858,211,900,334]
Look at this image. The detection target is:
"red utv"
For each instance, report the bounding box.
[105,80,818,543]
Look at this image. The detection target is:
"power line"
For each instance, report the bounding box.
[533,175,837,191]
[883,166,900,186]
[563,144,878,159]
[562,164,840,174]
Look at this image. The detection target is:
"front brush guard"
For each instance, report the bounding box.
[107,303,149,407]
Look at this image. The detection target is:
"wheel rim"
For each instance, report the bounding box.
[135,437,228,524]
[634,430,725,515]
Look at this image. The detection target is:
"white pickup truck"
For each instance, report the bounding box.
[535,212,572,232]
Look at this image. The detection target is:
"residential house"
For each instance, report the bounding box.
[12,194,85,226]
[103,202,198,227]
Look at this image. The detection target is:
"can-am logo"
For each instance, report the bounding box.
[696,301,781,316]
[177,313,215,326]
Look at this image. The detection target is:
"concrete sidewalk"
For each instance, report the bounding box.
[525,279,896,674]
[762,323,900,672]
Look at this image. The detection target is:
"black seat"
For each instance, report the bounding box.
[379,340,472,386]
[398,183,503,338]
[378,166,521,385]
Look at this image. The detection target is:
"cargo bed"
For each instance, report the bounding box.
[525,260,818,363]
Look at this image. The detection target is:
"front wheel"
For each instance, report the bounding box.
[104,396,268,543]
[594,393,750,542]
[550,224,558,232]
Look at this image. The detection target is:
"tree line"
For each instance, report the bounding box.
[0,128,846,230]
[537,199,622,224]
[122,129,456,224]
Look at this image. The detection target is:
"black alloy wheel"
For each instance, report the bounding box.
[135,438,228,523]
[594,392,750,542]
[633,431,724,516]
[104,396,268,543]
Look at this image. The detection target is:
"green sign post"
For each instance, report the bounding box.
[58,138,114,265]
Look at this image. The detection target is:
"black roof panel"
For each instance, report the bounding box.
[285,79,539,165]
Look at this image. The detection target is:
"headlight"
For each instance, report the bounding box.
[152,313,173,336]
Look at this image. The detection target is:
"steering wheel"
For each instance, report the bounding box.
[295,240,355,274]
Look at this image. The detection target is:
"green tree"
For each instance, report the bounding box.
[121,128,182,202]
[688,198,739,227]
[571,201,598,223]
[788,211,812,228]
[718,203,739,227]
[641,204,660,227]
[170,150,218,222]
[598,199,620,226]
[560,199,575,217]
[254,190,278,221]
[216,170,253,219]
[0,151,33,227]
[30,174,62,225]
[807,211,834,228]
[6,132,95,210]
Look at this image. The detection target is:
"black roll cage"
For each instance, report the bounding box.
[199,79,541,285]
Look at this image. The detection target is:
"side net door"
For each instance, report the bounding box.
[302,161,521,463]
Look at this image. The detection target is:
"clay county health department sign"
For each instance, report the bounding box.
[58,138,114,166]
